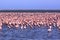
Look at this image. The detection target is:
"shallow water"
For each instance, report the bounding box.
[0,24,60,40]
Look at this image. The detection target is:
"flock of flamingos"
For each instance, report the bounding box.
[0,12,60,32]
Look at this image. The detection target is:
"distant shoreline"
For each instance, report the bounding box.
[0,10,60,12]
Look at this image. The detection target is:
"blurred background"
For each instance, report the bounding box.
[0,0,60,10]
